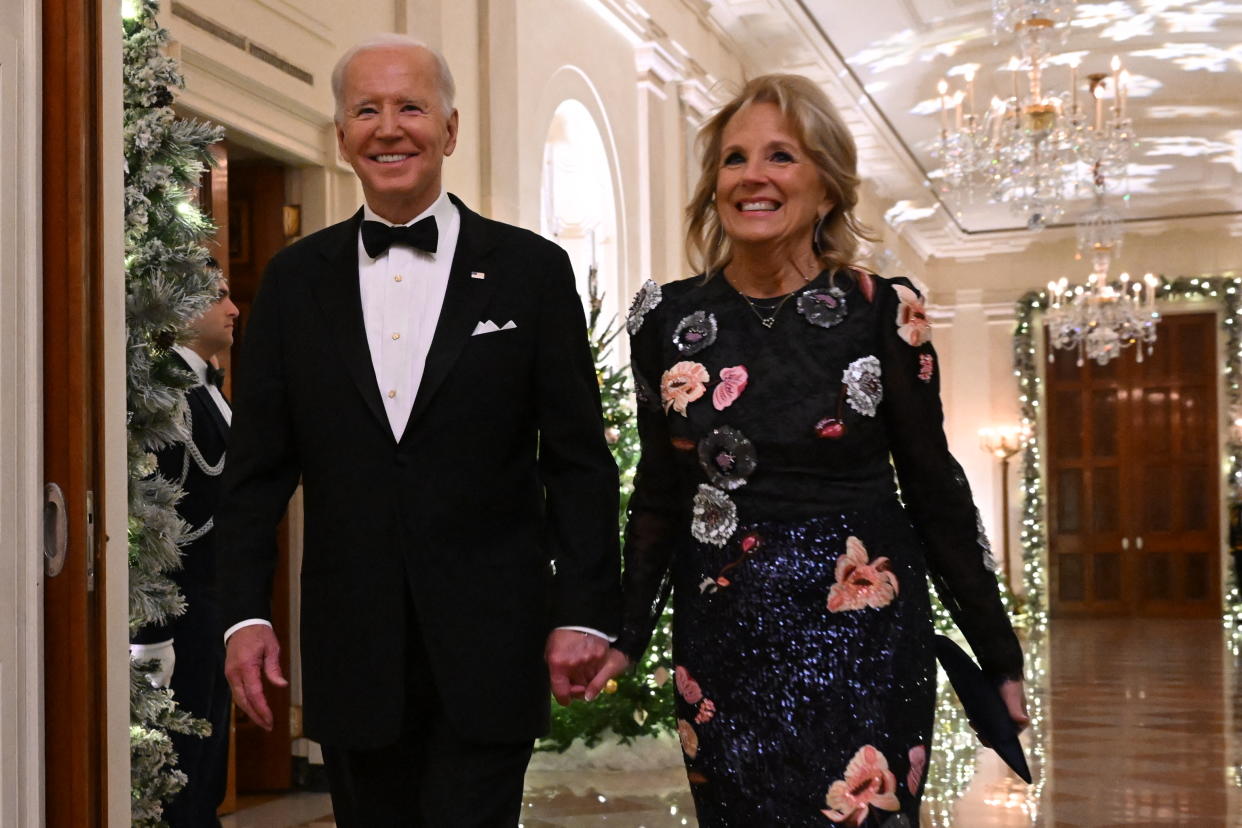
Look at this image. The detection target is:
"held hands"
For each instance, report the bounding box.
[544,630,631,706]
[224,624,289,731]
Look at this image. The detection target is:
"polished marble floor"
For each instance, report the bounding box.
[220,618,1242,827]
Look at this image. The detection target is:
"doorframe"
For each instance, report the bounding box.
[1019,287,1235,620]
[0,0,45,823]
[100,0,130,823]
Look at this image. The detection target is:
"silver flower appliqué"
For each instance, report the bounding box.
[673,311,718,356]
[843,356,883,417]
[626,279,662,335]
[691,484,738,547]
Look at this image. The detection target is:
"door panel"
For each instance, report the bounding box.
[226,155,295,792]
[42,0,108,822]
[1048,312,1220,617]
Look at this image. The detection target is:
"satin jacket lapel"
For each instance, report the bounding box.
[189,384,230,444]
[400,197,500,442]
[309,209,391,439]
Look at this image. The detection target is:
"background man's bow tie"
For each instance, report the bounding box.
[361,216,439,258]
[206,364,225,389]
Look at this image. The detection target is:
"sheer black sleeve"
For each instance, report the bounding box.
[876,276,1024,681]
[614,287,686,663]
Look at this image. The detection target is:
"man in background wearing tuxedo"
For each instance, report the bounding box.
[131,275,238,827]
[214,34,622,827]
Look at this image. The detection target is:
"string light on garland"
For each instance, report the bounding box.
[1014,274,1242,622]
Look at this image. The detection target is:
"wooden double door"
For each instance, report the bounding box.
[1048,312,1220,616]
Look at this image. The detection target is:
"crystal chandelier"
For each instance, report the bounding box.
[1043,198,1160,366]
[932,0,1136,230]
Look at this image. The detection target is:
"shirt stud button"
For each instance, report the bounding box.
[391,332,401,340]
[394,274,403,282]
[387,389,397,399]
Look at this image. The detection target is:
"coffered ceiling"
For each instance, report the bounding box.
[701,0,1242,258]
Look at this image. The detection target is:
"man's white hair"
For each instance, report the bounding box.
[331,33,456,123]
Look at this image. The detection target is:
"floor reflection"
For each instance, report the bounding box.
[224,618,1242,827]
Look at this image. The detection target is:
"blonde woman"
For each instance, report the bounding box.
[595,75,1027,826]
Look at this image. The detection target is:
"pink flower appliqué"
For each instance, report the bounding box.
[826,536,899,613]
[821,745,902,825]
[678,719,699,759]
[695,698,717,724]
[712,365,749,411]
[907,745,927,793]
[917,353,934,383]
[675,665,704,704]
[661,361,710,416]
[894,284,932,347]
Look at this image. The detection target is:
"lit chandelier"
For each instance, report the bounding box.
[932,0,1136,230]
[1043,183,1160,365]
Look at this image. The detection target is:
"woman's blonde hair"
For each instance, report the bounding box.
[685,74,876,277]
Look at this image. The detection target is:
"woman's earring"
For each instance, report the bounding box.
[811,211,829,258]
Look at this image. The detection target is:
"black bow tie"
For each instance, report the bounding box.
[205,364,225,389]
[361,216,439,258]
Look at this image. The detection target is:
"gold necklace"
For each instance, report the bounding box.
[737,290,797,328]
[729,263,815,329]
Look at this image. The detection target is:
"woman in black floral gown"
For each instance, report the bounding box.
[594,75,1027,827]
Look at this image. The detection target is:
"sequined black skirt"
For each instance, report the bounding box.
[670,504,936,827]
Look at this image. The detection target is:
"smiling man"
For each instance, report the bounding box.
[214,34,621,827]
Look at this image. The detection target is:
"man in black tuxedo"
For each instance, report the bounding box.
[132,276,238,827]
[214,34,622,826]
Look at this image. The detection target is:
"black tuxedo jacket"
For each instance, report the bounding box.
[215,196,621,748]
[134,354,230,646]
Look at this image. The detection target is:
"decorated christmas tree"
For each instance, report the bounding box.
[540,271,677,751]
[123,0,224,822]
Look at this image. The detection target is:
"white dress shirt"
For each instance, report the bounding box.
[172,345,232,424]
[224,193,611,646]
[358,192,460,439]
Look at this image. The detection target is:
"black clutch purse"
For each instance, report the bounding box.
[934,634,1032,783]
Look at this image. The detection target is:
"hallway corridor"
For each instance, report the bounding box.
[221,618,1242,827]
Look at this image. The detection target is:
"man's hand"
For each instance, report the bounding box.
[224,624,288,731]
[582,648,630,702]
[545,629,608,706]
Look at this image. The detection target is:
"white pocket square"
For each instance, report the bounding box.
[471,319,517,336]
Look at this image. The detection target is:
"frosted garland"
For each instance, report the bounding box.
[123,0,224,822]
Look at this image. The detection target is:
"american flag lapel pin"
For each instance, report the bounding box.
[471,270,486,280]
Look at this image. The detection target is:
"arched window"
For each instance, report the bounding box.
[540,100,620,340]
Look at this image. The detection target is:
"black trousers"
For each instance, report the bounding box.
[163,622,232,828]
[320,610,534,827]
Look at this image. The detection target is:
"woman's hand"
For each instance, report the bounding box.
[583,648,632,701]
[999,678,1030,733]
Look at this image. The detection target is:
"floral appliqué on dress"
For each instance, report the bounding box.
[827,536,899,613]
[697,426,757,491]
[626,279,662,335]
[917,353,934,383]
[821,745,902,825]
[844,356,883,418]
[894,284,931,347]
[675,665,718,724]
[673,311,718,356]
[713,365,748,410]
[691,484,737,547]
[661,361,710,416]
[906,745,927,793]
[797,285,848,329]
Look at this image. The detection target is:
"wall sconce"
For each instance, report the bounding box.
[282,204,302,239]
